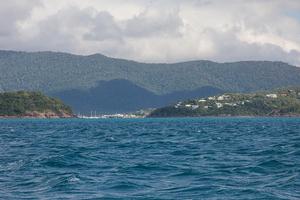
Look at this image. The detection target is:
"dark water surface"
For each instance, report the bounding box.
[0,118,299,199]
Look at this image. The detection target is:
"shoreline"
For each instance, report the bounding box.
[0,115,300,119]
[147,114,300,118]
[0,115,76,119]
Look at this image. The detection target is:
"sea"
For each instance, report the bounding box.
[0,118,299,199]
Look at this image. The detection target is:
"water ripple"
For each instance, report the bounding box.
[0,118,300,199]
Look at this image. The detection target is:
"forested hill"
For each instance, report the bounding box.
[1,50,300,95]
[0,91,74,118]
[149,87,300,117]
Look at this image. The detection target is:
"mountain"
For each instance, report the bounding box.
[0,91,74,118]
[1,50,300,113]
[52,79,223,114]
[1,50,300,94]
[149,87,300,117]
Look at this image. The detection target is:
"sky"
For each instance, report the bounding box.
[1,0,300,66]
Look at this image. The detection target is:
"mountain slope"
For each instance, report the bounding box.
[1,50,300,95]
[149,87,300,117]
[1,50,300,113]
[52,79,224,114]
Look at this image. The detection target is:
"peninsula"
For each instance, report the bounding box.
[0,91,75,118]
[149,88,300,117]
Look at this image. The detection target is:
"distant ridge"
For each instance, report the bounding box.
[52,79,224,114]
[1,50,300,93]
[1,50,300,112]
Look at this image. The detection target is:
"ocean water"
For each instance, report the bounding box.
[0,118,299,200]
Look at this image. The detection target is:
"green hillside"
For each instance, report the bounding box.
[0,91,74,118]
[1,50,300,94]
[149,88,300,117]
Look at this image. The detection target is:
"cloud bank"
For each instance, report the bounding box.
[0,0,300,66]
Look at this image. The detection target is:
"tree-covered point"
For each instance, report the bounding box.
[0,91,74,117]
[149,87,300,117]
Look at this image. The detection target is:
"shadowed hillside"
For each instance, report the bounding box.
[52,79,224,114]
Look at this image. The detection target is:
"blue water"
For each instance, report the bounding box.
[0,118,299,199]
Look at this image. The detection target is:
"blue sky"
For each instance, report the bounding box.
[286,10,300,21]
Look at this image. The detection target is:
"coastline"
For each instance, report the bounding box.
[147,114,300,118]
[0,113,76,119]
[1,115,299,119]
[0,116,76,119]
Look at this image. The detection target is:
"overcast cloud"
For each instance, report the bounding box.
[0,0,300,65]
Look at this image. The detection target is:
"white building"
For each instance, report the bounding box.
[266,94,278,98]
[225,103,237,106]
[191,105,199,110]
[217,95,230,101]
[216,102,223,108]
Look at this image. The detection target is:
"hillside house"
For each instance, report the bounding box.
[266,94,278,98]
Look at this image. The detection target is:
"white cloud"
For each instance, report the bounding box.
[0,0,40,36]
[84,11,122,41]
[0,0,300,66]
[123,8,183,38]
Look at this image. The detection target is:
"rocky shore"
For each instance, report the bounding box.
[0,111,76,119]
